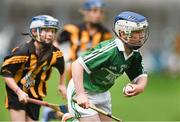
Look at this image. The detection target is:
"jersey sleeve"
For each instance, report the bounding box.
[0,62,23,77]
[52,49,65,74]
[53,55,65,75]
[0,47,29,77]
[125,52,147,82]
[77,42,114,74]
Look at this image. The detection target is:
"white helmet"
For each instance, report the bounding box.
[30,15,59,30]
[114,11,149,50]
[29,15,60,46]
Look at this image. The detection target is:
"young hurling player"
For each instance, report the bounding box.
[57,0,112,80]
[42,0,112,121]
[0,15,67,121]
[67,11,149,122]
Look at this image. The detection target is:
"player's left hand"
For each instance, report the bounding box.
[58,84,67,98]
[124,83,144,97]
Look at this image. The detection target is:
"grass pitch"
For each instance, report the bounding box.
[0,69,180,121]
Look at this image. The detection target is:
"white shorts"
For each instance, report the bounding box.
[67,79,112,118]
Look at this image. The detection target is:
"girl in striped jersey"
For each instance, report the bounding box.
[0,15,67,121]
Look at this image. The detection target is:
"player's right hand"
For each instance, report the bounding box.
[76,93,90,109]
[16,88,29,104]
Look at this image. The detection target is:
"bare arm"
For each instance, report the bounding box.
[71,60,89,108]
[58,68,67,98]
[3,77,29,103]
[124,75,148,97]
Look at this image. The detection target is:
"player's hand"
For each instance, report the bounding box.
[58,84,67,98]
[124,83,144,97]
[16,88,29,104]
[76,93,90,109]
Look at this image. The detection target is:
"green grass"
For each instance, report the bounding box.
[0,69,180,121]
[111,73,180,121]
[0,78,9,121]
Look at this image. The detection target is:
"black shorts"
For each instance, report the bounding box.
[6,87,41,120]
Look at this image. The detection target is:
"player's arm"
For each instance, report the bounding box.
[53,55,67,98]
[125,53,148,97]
[1,69,29,103]
[58,64,67,98]
[71,59,89,109]
[134,74,148,91]
[3,77,29,103]
[1,64,29,103]
[0,50,29,103]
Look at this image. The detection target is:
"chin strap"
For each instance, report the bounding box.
[125,44,141,50]
[35,28,41,43]
[33,28,53,49]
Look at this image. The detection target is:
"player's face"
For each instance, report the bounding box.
[39,28,57,44]
[128,30,145,45]
[119,29,145,45]
[84,7,104,23]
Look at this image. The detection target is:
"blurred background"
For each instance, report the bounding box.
[0,0,180,121]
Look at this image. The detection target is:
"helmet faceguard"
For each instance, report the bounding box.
[29,15,60,47]
[114,11,149,50]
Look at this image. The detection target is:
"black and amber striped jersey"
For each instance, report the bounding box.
[59,23,112,61]
[0,40,65,99]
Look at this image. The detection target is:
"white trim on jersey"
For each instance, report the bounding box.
[83,40,116,61]
[78,41,117,74]
[114,38,125,51]
[133,74,148,83]
[84,44,116,63]
[78,57,91,74]
[123,51,134,60]
[78,38,134,74]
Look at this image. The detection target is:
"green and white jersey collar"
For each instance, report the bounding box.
[114,37,125,52]
[114,37,135,60]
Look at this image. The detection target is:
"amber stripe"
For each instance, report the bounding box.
[30,61,48,98]
[30,87,39,98]
[5,96,8,108]
[80,30,89,51]
[2,56,29,67]
[92,32,102,48]
[38,81,46,98]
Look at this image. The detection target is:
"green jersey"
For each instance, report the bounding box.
[78,38,147,93]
